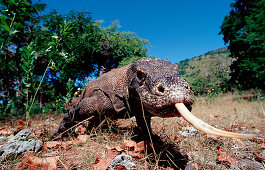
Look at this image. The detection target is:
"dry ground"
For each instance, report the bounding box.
[151,92,265,169]
[0,92,264,169]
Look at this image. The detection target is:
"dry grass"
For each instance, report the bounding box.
[151,92,265,169]
[0,92,264,169]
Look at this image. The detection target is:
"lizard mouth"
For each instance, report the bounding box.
[145,103,192,118]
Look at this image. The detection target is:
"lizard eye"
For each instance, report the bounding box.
[137,69,146,80]
[157,84,165,93]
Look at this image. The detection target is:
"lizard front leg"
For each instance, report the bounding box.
[51,91,113,139]
[135,114,153,140]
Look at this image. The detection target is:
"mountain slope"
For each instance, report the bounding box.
[177,47,233,94]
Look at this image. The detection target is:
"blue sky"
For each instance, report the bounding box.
[41,0,233,63]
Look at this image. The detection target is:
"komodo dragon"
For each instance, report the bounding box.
[52,57,255,139]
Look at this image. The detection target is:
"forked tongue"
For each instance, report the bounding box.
[175,103,256,139]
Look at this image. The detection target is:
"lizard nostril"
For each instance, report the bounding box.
[157,85,165,93]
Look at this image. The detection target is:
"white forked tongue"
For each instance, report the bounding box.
[175,103,256,139]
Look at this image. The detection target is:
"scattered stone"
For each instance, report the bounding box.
[262,150,265,158]
[178,127,198,137]
[0,136,8,143]
[242,146,250,151]
[45,118,55,124]
[231,144,240,150]
[0,129,43,162]
[178,131,189,137]
[253,129,260,133]
[8,129,31,143]
[108,153,136,169]
[186,127,198,135]
[185,164,196,170]
[236,158,265,170]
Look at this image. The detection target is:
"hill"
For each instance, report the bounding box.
[177,47,233,94]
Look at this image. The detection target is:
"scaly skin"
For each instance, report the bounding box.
[51,57,194,139]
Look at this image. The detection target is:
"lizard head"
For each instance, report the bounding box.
[129,57,194,118]
[129,57,257,139]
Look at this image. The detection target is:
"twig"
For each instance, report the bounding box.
[90,118,107,134]
[54,116,94,139]
[166,153,179,169]
[229,109,238,130]
[58,158,68,170]
[139,98,159,168]
[26,60,51,127]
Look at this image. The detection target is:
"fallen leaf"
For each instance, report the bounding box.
[44,141,62,149]
[75,124,87,135]
[105,144,126,151]
[61,141,74,148]
[105,144,112,150]
[216,149,237,167]
[16,120,31,131]
[43,138,49,142]
[34,130,44,137]
[123,139,136,148]
[128,151,144,159]
[45,140,73,149]
[165,167,174,170]
[92,149,119,170]
[232,139,246,147]
[115,165,126,170]
[8,134,14,140]
[253,152,264,160]
[16,151,59,170]
[257,141,265,150]
[38,123,44,127]
[135,141,147,153]
[115,146,127,152]
[16,120,26,126]
[0,128,16,136]
[76,135,88,144]
[45,135,88,150]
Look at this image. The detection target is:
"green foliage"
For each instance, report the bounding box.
[21,45,35,89]
[0,1,149,118]
[178,48,232,95]
[21,44,36,125]
[0,0,46,118]
[61,78,75,111]
[118,55,145,67]
[205,88,221,104]
[220,0,265,90]
[33,11,149,96]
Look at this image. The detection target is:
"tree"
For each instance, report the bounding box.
[0,2,149,117]
[0,0,46,116]
[35,11,149,96]
[177,49,232,95]
[220,0,265,90]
